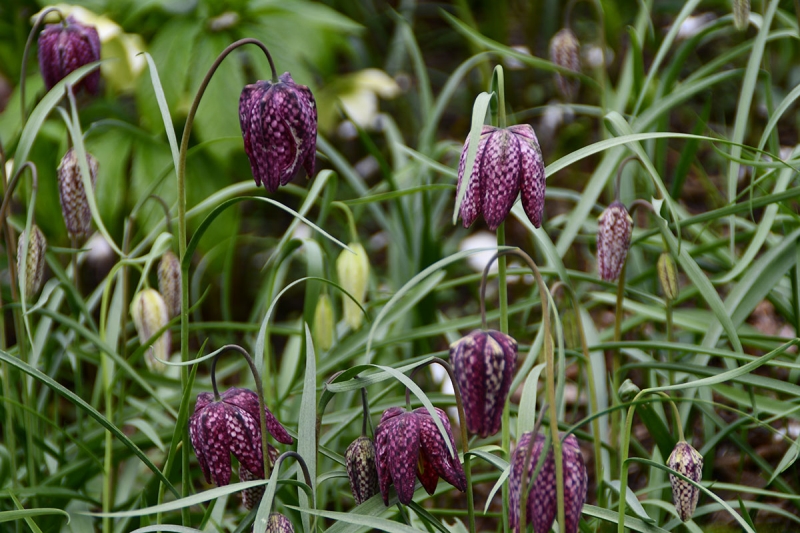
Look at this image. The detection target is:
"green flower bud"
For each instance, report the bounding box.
[336,243,369,330]
[657,253,679,301]
[618,379,641,403]
[313,293,334,350]
[733,0,749,30]
[157,250,181,319]
[668,441,703,522]
[17,225,47,298]
[130,289,170,372]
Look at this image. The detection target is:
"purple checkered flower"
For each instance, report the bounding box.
[267,513,294,533]
[38,16,101,94]
[374,406,466,505]
[510,432,588,533]
[596,201,633,281]
[346,436,380,504]
[450,329,517,438]
[457,124,545,230]
[189,387,292,488]
[239,72,317,192]
[668,441,703,522]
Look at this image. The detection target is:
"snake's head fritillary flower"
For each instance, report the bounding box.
[157,250,181,319]
[346,436,380,505]
[457,124,545,230]
[239,72,317,192]
[129,288,170,372]
[374,406,466,505]
[668,441,703,522]
[596,201,633,281]
[450,329,517,438]
[189,387,292,488]
[57,148,98,239]
[266,513,295,533]
[549,28,581,101]
[38,16,101,94]
[510,432,588,533]
[17,225,47,298]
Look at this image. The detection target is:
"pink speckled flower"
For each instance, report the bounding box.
[456,124,545,230]
[239,73,317,192]
[374,406,466,505]
[188,387,292,487]
[450,329,517,438]
[509,432,588,533]
[38,16,101,94]
[596,201,633,281]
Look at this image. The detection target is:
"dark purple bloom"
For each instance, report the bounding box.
[346,436,380,504]
[374,406,466,505]
[188,387,292,487]
[267,513,295,533]
[239,72,317,192]
[38,16,101,94]
[450,329,517,438]
[596,201,633,281]
[457,124,545,230]
[509,432,588,533]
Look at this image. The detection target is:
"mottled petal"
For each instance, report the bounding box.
[416,408,466,493]
[514,125,546,228]
[222,388,293,444]
[38,16,100,94]
[386,413,421,504]
[668,441,703,522]
[597,201,633,281]
[457,125,495,228]
[374,420,394,505]
[346,436,380,504]
[562,434,588,533]
[481,129,522,230]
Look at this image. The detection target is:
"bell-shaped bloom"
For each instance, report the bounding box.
[267,513,295,533]
[336,243,370,330]
[457,124,545,230]
[129,289,170,372]
[450,329,517,438]
[157,250,181,319]
[668,441,703,522]
[374,406,466,505]
[596,201,633,281]
[189,387,293,487]
[38,16,101,94]
[510,432,588,533]
[346,436,380,504]
[17,225,47,298]
[239,72,317,192]
[57,148,98,238]
[549,28,581,101]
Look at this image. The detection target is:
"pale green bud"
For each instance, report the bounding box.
[618,378,641,403]
[733,0,749,30]
[313,293,334,350]
[130,289,170,372]
[657,253,679,301]
[157,250,181,319]
[17,225,47,298]
[336,243,369,330]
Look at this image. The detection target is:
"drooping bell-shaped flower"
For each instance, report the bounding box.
[657,252,679,301]
[38,16,101,94]
[668,441,703,522]
[57,148,98,238]
[509,432,588,533]
[157,250,181,319]
[374,406,466,505]
[345,436,380,504]
[266,513,295,533]
[336,243,369,330]
[189,387,293,488]
[596,201,632,281]
[457,124,545,230]
[239,72,317,192]
[549,28,581,101]
[313,293,334,350]
[17,225,47,298]
[450,329,517,438]
[129,289,170,372]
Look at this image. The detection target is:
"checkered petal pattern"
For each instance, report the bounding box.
[596,201,633,281]
[668,441,703,522]
[38,16,101,94]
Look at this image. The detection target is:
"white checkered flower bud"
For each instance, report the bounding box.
[668,441,703,522]
[596,201,632,281]
[157,250,181,319]
[17,225,47,298]
[336,243,369,330]
[57,148,97,239]
[549,28,581,100]
[129,289,170,372]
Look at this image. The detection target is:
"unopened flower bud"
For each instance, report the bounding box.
[618,378,641,403]
[38,15,101,94]
[130,289,170,372]
[560,309,580,350]
[596,201,632,281]
[239,465,264,510]
[345,436,380,505]
[668,441,703,522]
[549,28,581,100]
[17,225,47,298]
[336,243,369,330]
[157,250,181,319]
[58,148,97,238]
[266,513,294,533]
[313,293,334,350]
[733,0,750,30]
[657,253,679,301]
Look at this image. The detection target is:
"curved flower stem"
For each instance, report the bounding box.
[360,387,371,437]
[20,7,64,124]
[551,281,605,509]
[613,155,642,202]
[270,451,315,531]
[210,344,273,478]
[617,391,683,533]
[610,260,626,462]
[331,201,359,243]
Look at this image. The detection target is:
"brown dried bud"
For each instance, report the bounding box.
[266,513,294,533]
[668,441,703,522]
[130,289,170,372]
[549,28,581,101]
[657,253,679,301]
[345,436,380,505]
[157,250,181,319]
[596,201,632,282]
[17,225,47,298]
[58,148,98,238]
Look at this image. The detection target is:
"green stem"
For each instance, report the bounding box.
[331,201,359,243]
[496,224,510,533]
[610,261,626,466]
[666,298,674,386]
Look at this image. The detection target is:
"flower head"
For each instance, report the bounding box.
[17,225,47,298]
[129,289,170,372]
[346,436,380,504]
[58,148,98,238]
[38,16,101,94]
[157,250,181,319]
[336,243,370,330]
[267,513,295,533]
[374,406,466,505]
[510,432,588,533]
[189,387,292,487]
[457,124,545,230]
[239,72,317,192]
[450,329,517,438]
[549,28,581,101]
[668,441,703,522]
[596,201,632,281]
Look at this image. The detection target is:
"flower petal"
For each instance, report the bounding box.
[514,125,546,228]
